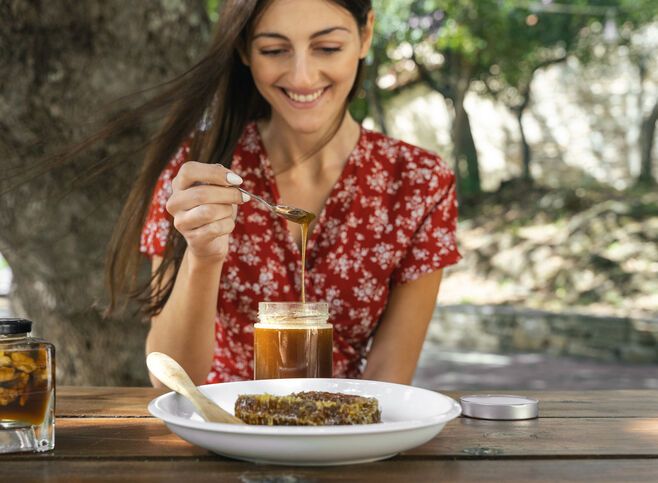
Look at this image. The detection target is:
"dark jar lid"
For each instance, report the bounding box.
[0,318,33,335]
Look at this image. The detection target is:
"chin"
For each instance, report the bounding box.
[284,116,332,135]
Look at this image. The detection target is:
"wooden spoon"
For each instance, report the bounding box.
[146,352,244,424]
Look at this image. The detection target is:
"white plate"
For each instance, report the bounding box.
[149,378,461,466]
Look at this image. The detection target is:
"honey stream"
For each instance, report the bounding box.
[297,214,315,303]
[240,187,316,303]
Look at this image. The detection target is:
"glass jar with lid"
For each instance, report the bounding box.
[0,318,55,453]
[254,302,332,379]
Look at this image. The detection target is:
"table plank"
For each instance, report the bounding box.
[412,416,658,457]
[56,386,166,417]
[57,387,658,418]
[2,459,658,482]
[5,416,658,460]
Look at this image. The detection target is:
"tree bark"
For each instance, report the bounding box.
[0,1,210,385]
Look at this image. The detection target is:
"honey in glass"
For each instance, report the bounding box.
[254,302,332,379]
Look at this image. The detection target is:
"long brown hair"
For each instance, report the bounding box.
[106,0,373,317]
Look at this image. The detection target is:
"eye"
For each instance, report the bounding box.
[260,49,287,56]
[317,47,342,54]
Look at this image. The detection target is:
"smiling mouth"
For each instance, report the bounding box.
[281,87,328,104]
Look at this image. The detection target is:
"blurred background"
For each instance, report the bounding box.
[0,0,656,389]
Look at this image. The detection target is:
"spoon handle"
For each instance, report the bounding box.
[187,385,244,424]
[237,187,276,213]
[146,352,244,425]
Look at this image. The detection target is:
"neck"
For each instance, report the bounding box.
[258,112,360,176]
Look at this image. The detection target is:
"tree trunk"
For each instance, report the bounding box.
[451,89,481,197]
[412,51,480,199]
[514,81,534,184]
[0,1,209,385]
[639,98,658,186]
[506,55,566,186]
[517,110,532,182]
[514,90,532,184]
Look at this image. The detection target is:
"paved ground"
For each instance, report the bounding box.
[2,296,656,390]
[413,346,658,391]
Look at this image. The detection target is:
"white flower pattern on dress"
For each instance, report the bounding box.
[140,123,461,381]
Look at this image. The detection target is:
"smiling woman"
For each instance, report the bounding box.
[245,1,370,137]
[98,0,461,387]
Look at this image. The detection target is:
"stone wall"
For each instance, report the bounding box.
[429,304,658,364]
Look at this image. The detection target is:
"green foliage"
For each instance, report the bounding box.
[373,1,635,98]
[371,0,658,192]
[349,95,370,123]
[206,0,221,23]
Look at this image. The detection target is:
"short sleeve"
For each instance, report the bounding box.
[139,142,191,258]
[391,171,461,285]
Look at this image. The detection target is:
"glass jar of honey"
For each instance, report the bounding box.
[254,302,332,379]
[0,318,55,453]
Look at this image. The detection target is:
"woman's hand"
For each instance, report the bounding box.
[166,162,249,263]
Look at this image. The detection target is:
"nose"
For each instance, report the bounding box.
[289,52,318,89]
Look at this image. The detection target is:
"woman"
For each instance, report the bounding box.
[110,0,460,386]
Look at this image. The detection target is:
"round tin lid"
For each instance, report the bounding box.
[460,395,539,420]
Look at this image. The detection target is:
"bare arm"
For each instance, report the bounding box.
[361,269,443,385]
[145,161,247,387]
[145,252,222,386]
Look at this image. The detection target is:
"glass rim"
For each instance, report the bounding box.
[258,301,328,309]
[258,301,329,319]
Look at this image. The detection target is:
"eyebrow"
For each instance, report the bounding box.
[253,26,350,41]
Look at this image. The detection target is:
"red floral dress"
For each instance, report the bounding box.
[140,122,461,382]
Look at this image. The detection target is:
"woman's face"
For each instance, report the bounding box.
[246,0,373,134]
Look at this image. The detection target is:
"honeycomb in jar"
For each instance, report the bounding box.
[0,348,51,423]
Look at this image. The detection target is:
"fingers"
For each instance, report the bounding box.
[171,161,243,191]
[166,161,246,261]
[173,202,234,233]
[185,217,236,245]
[166,184,246,215]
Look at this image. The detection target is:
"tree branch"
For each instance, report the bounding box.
[411,50,454,100]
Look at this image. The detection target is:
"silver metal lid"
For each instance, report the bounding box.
[460,395,539,420]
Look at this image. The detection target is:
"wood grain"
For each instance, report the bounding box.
[57,387,658,418]
[4,416,658,460]
[2,459,658,482]
[56,386,166,417]
[412,416,658,457]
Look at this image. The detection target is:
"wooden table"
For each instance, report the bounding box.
[3,387,658,481]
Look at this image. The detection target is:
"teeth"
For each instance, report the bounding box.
[285,88,324,103]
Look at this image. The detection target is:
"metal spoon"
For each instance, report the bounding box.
[237,187,316,225]
[146,352,244,425]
